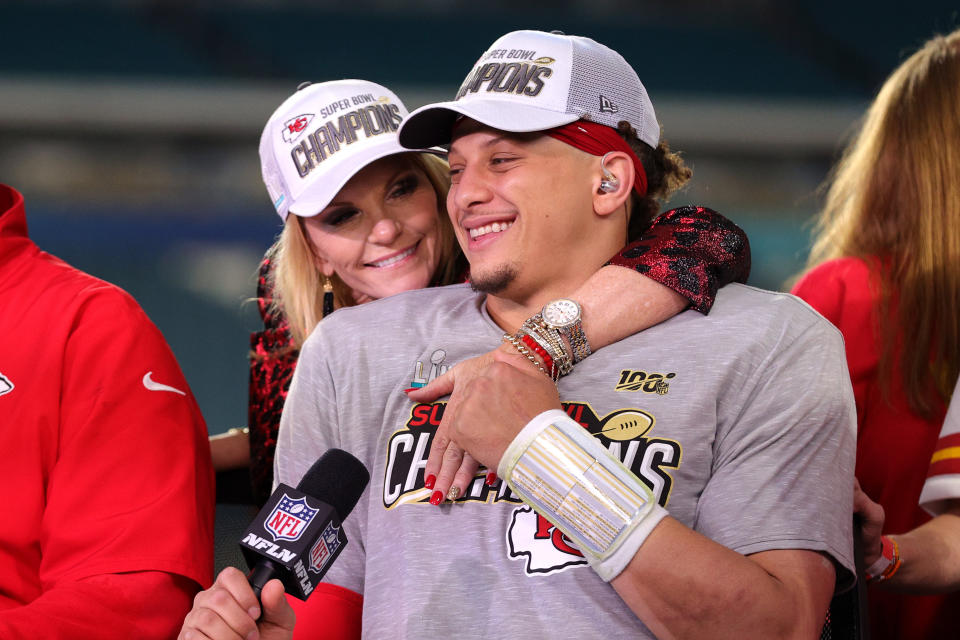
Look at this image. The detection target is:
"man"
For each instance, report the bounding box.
[182,30,855,639]
[0,183,215,638]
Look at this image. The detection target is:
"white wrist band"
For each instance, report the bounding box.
[498,409,668,581]
[864,553,893,580]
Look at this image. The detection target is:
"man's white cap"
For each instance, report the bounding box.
[259,79,429,220]
[398,30,660,149]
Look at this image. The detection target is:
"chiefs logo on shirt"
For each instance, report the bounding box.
[508,505,586,574]
[0,372,13,397]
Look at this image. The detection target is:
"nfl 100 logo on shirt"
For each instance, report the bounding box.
[265,495,318,542]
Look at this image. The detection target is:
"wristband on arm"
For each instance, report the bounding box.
[865,535,901,583]
[497,409,668,581]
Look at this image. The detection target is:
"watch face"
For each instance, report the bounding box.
[542,298,580,328]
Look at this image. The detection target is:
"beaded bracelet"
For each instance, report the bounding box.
[520,334,555,374]
[502,334,558,382]
[523,325,566,369]
[520,316,573,376]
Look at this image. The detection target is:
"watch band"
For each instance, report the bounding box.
[567,321,591,364]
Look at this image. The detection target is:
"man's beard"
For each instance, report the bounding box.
[469,264,519,295]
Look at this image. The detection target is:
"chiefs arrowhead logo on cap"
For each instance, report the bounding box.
[282,114,315,144]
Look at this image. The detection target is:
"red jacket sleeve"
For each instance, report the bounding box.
[606,206,751,314]
[0,284,215,636]
[290,583,363,640]
[40,286,215,588]
[0,572,196,640]
[790,257,880,418]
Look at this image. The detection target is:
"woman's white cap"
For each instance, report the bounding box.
[259,79,428,221]
[398,30,659,149]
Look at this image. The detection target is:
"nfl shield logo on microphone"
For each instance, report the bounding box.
[308,521,344,574]
[264,494,318,542]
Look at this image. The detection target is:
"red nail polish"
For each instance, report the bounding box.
[403,387,418,393]
[425,474,436,489]
[429,490,444,505]
[485,472,498,486]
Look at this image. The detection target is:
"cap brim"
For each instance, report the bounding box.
[287,138,443,218]
[399,99,581,149]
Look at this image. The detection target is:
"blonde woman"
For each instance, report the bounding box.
[791,29,960,640]
[211,79,750,512]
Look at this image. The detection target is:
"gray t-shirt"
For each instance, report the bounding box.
[276,283,856,639]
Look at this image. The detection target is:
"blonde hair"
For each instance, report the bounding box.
[803,30,960,417]
[272,152,462,348]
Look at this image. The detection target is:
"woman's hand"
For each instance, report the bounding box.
[209,429,251,472]
[179,567,295,640]
[441,354,561,469]
[406,341,553,504]
[854,477,885,565]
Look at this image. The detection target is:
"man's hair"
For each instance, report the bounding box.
[614,121,692,242]
[801,29,960,416]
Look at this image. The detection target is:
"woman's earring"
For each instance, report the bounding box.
[322,276,334,318]
[599,152,620,193]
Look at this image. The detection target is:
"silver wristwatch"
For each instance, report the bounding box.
[541,298,592,364]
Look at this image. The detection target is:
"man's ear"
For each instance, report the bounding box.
[592,151,634,217]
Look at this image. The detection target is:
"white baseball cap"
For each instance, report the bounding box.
[398,30,660,150]
[259,79,433,220]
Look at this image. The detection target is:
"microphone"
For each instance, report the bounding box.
[239,448,369,601]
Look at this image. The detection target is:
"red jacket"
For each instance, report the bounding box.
[0,184,215,639]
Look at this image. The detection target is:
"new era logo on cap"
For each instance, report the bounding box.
[398,30,660,150]
[599,95,619,114]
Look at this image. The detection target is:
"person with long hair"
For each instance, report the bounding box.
[211,78,751,507]
[791,28,960,639]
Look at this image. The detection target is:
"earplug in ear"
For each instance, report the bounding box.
[599,152,620,193]
[599,178,620,193]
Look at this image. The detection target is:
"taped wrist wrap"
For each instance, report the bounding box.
[498,409,667,581]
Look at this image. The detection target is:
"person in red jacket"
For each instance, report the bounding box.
[0,183,215,639]
[791,28,960,639]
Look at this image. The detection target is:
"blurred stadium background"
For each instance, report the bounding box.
[2,0,956,434]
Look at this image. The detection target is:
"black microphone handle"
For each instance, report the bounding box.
[248,559,281,601]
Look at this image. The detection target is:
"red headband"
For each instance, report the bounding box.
[545,120,648,196]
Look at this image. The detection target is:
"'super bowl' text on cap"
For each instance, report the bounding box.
[398,30,660,150]
[260,79,429,221]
